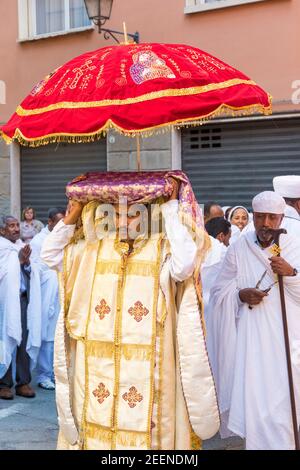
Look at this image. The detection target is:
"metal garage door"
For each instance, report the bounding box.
[21,139,106,222]
[182,118,300,209]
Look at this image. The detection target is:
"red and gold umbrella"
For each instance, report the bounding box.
[0,42,271,147]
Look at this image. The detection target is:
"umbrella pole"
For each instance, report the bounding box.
[136,135,141,171]
[123,22,129,44]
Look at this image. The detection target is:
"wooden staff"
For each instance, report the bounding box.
[272,228,300,450]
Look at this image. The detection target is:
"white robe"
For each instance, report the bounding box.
[30,227,60,342]
[201,236,227,323]
[229,224,241,245]
[207,230,300,450]
[283,206,300,237]
[0,236,41,377]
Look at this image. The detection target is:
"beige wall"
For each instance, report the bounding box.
[0,140,10,214]
[0,0,300,123]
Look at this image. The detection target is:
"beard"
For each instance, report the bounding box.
[257,228,274,245]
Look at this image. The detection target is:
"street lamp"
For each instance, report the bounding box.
[83,0,139,44]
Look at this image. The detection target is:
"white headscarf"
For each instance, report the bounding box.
[228,205,250,223]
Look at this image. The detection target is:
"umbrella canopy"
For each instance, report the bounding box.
[1,43,271,147]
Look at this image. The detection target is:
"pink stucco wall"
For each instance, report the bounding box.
[0,0,299,123]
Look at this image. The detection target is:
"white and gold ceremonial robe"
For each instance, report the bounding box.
[41,201,220,450]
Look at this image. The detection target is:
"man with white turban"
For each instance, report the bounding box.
[207,191,300,450]
[273,175,300,236]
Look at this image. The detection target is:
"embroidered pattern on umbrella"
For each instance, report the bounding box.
[0,43,271,147]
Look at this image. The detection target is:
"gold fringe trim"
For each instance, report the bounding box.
[0,132,12,145]
[86,340,152,362]
[190,429,202,450]
[68,225,84,244]
[81,200,100,242]
[86,422,147,448]
[146,235,162,449]
[127,260,157,277]
[111,250,128,449]
[158,293,168,327]
[82,241,102,449]
[157,322,164,450]
[63,242,87,341]
[16,79,258,116]
[96,259,157,277]
[96,260,120,275]
[122,343,152,361]
[1,98,272,147]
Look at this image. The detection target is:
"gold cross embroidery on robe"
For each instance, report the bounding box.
[95,299,111,320]
[128,301,149,322]
[122,386,143,408]
[92,383,110,404]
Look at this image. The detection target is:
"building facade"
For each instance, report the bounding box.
[0,0,300,219]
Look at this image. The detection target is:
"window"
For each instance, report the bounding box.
[185,0,270,14]
[18,0,92,41]
[188,128,222,150]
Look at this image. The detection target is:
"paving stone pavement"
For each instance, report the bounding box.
[0,379,58,450]
[203,433,245,450]
[0,377,244,450]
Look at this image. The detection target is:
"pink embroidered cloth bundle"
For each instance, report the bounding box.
[66,170,204,228]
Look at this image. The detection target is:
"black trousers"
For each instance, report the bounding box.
[0,293,31,388]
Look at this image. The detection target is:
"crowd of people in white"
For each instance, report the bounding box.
[0,207,65,398]
[202,175,300,450]
[0,174,299,450]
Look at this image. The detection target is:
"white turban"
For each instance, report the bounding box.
[252,191,286,214]
[273,175,300,199]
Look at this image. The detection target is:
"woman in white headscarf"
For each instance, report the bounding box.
[227,206,250,244]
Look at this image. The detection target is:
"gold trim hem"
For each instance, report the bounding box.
[1,100,272,147]
[16,79,259,116]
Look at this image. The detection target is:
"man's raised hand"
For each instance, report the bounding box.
[19,244,31,266]
[64,200,84,225]
[167,177,180,201]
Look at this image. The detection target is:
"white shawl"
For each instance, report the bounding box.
[0,236,41,377]
[207,230,300,449]
[31,227,60,342]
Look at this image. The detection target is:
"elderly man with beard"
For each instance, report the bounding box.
[0,215,40,399]
[207,191,300,450]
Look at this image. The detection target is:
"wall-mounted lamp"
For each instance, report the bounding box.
[83,0,139,43]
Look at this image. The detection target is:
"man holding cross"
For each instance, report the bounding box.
[207,191,300,450]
